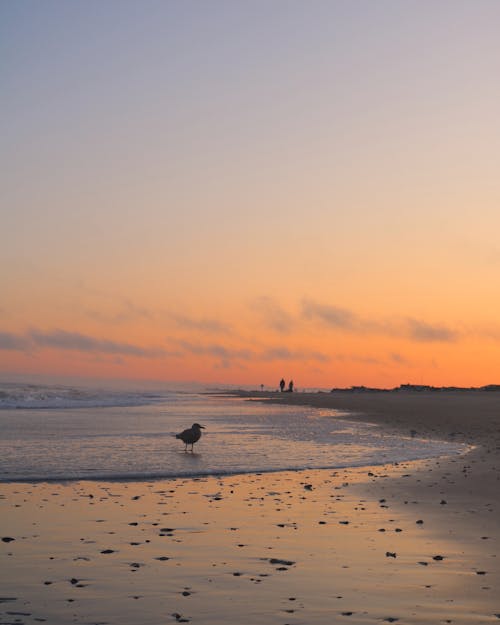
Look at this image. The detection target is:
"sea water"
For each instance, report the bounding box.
[0,382,468,482]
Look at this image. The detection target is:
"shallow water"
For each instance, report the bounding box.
[0,384,468,482]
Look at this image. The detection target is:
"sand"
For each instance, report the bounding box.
[1,391,499,624]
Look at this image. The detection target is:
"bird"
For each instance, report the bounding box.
[175,423,205,452]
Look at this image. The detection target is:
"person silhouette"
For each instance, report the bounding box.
[288,379,294,392]
[279,378,285,392]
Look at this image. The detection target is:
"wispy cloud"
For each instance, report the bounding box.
[169,313,230,334]
[302,298,459,343]
[0,328,170,358]
[249,296,295,334]
[177,340,253,361]
[29,329,168,357]
[389,352,410,365]
[331,352,382,366]
[405,318,458,343]
[174,338,330,367]
[86,299,155,324]
[174,339,254,370]
[261,346,330,363]
[302,299,360,331]
[0,332,31,351]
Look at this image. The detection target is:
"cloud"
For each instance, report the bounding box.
[0,332,31,351]
[302,298,458,343]
[250,296,295,334]
[262,347,294,360]
[301,299,362,331]
[86,299,155,324]
[405,319,458,343]
[177,340,253,361]
[0,328,171,358]
[261,346,330,363]
[28,329,168,358]
[174,339,255,370]
[169,313,230,334]
[389,352,410,365]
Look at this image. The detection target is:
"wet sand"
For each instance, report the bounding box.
[1,391,500,624]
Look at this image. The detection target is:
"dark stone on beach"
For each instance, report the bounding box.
[2,537,15,543]
[386,552,397,558]
[384,619,399,623]
[418,561,428,566]
[129,522,138,526]
[304,484,313,490]
[476,571,487,575]
[440,499,447,505]
[181,591,191,596]
[339,521,349,525]
[341,611,353,616]
[416,519,424,524]
[43,581,53,585]
[155,556,170,561]
[100,549,115,554]
[433,555,444,561]
[70,578,79,585]
[269,558,295,566]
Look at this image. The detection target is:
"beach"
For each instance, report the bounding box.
[1,391,500,624]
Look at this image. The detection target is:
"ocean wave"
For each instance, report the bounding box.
[0,383,171,409]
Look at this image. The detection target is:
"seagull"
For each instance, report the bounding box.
[175,423,205,452]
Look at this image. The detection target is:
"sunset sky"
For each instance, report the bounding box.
[2,1,500,389]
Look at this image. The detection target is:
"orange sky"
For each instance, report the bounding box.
[2,2,500,389]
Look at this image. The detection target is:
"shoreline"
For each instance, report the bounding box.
[1,390,499,623]
[230,389,500,495]
[227,389,500,446]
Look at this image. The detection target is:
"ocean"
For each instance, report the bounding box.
[0,382,468,482]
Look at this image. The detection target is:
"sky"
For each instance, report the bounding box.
[2,0,500,389]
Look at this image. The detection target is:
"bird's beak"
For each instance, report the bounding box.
[200,425,206,429]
